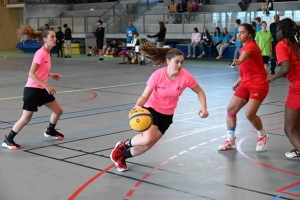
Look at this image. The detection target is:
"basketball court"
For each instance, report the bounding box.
[0,52,299,200]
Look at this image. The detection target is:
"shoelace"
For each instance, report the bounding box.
[116,145,127,157]
[257,137,266,146]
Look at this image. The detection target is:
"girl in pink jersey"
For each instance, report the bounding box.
[2,25,64,150]
[218,23,269,152]
[110,42,209,172]
[267,18,300,159]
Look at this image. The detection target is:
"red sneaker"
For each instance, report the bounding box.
[116,157,128,172]
[110,141,129,165]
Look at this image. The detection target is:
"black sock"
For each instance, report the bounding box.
[121,149,133,159]
[124,139,132,149]
[49,122,56,130]
[7,130,18,140]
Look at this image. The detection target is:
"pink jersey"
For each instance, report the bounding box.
[25,46,51,89]
[144,66,198,115]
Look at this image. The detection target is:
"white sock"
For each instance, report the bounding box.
[257,129,266,137]
[227,127,235,141]
[89,51,92,54]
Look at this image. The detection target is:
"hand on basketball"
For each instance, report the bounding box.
[45,85,56,95]
[128,106,142,118]
[51,74,61,81]
[198,108,209,118]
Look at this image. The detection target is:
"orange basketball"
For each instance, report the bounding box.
[129,108,152,132]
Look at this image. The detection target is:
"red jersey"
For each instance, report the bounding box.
[276,39,300,82]
[239,40,269,89]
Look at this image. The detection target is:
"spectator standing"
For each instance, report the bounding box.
[94,20,105,62]
[263,0,273,15]
[176,0,187,23]
[255,21,273,70]
[216,28,231,59]
[198,27,211,58]
[228,19,243,68]
[211,27,223,57]
[63,24,72,58]
[125,21,137,43]
[187,27,201,58]
[269,14,280,75]
[166,0,177,24]
[189,0,199,22]
[56,27,64,58]
[147,22,166,47]
[255,17,262,33]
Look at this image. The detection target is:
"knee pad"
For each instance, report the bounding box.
[227,112,236,118]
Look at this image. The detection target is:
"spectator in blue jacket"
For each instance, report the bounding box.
[255,17,262,33]
[125,21,138,43]
[216,28,231,59]
[228,19,243,67]
[211,27,223,57]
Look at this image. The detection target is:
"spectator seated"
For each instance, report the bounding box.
[175,43,236,59]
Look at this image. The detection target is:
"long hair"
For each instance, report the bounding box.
[159,21,165,29]
[277,18,300,60]
[222,28,228,37]
[139,41,184,65]
[17,25,53,44]
[214,27,220,37]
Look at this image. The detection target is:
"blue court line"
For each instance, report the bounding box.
[270,185,300,200]
[0,104,134,129]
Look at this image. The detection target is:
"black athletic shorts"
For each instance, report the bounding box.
[145,107,173,134]
[96,38,103,50]
[262,56,270,64]
[23,87,55,112]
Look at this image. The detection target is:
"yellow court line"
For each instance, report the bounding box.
[0,82,146,101]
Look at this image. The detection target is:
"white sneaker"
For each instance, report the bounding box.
[187,54,191,58]
[218,137,236,151]
[256,133,269,151]
[285,149,300,159]
[192,55,195,58]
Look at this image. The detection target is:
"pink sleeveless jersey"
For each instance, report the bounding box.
[25,46,51,89]
[144,66,198,115]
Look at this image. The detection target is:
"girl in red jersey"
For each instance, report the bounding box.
[2,25,64,150]
[218,23,270,152]
[267,18,300,159]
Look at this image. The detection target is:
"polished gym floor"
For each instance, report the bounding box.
[0,51,299,200]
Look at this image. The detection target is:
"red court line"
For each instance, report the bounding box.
[142,174,150,179]
[69,114,284,199]
[134,181,142,187]
[237,133,300,176]
[276,181,300,198]
[126,190,135,196]
[68,164,115,200]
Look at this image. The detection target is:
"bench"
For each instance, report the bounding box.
[175,44,236,59]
